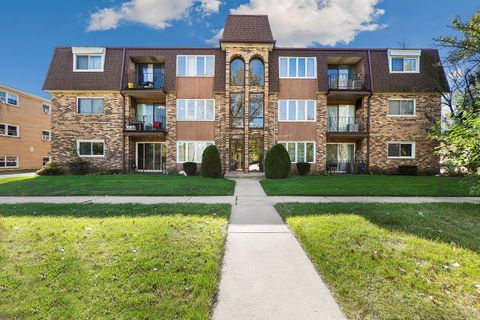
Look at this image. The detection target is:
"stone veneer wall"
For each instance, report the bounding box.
[51,92,124,170]
[368,93,441,174]
[224,45,270,173]
[165,93,177,170]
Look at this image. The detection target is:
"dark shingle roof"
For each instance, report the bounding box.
[220,15,275,44]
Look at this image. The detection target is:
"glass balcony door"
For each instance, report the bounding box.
[136,104,166,131]
[328,65,357,89]
[137,63,164,88]
[326,143,355,172]
[136,142,166,172]
[328,105,355,132]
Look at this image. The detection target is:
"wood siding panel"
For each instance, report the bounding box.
[279,79,317,99]
[176,121,215,140]
[176,77,214,98]
[278,122,316,140]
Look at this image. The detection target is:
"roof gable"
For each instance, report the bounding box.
[220,15,275,44]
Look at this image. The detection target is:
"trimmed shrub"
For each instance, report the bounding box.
[264,144,291,179]
[36,162,64,176]
[183,162,197,176]
[67,159,90,175]
[201,145,222,178]
[296,162,311,176]
[399,165,418,176]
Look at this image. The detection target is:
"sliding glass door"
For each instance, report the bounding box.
[136,143,166,172]
[136,104,166,131]
[327,105,355,132]
[326,143,355,172]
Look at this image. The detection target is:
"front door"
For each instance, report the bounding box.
[248,136,264,172]
[136,142,166,172]
[229,135,245,171]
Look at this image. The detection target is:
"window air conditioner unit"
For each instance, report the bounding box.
[0,97,6,104]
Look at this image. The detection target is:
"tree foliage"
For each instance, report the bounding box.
[201,145,222,178]
[264,144,291,179]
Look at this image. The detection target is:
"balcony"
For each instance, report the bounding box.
[327,117,367,138]
[326,160,367,173]
[122,72,165,99]
[327,73,370,99]
[124,115,167,137]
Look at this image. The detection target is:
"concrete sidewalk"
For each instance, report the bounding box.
[212,179,346,320]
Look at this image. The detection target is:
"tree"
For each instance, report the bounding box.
[264,144,291,179]
[431,11,480,193]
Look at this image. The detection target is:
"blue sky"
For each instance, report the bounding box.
[0,0,478,98]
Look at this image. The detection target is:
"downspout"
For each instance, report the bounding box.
[366,50,374,172]
[119,48,127,172]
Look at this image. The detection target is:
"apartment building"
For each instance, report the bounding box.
[43,15,449,174]
[0,84,51,170]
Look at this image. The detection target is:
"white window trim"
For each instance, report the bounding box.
[42,156,51,165]
[0,91,19,107]
[387,141,416,159]
[387,98,416,116]
[279,57,317,79]
[76,97,105,115]
[278,100,316,122]
[176,55,215,77]
[278,141,316,163]
[176,141,214,163]
[42,104,51,114]
[76,139,105,158]
[0,123,20,138]
[0,155,19,168]
[388,49,421,73]
[176,99,215,121]
[73,53,105,72]
[42,130,52,141]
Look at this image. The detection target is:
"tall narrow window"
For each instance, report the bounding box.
[249,93,264,128]
[249,58,264,86]
[230,58,245,86]
[230,94,245,128]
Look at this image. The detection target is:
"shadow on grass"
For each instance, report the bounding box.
[276,202,480,253]
[0,203,230,218]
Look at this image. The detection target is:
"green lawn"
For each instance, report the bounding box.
[261,175,472,196]
[0,203,230,320]
[0,174,235,196]
[276,203,480,319]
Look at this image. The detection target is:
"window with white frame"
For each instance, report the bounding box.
[42,156,51,166]
[387,142,415,159]
[42,104,51,114]
[279,142,315,163]
[177,141,213,163]
[0,156,19,168]
[72,47,105,72]
[77,98,104,114]
[279,57,316,78]
[0,90,18,106]
[42,130,51,141]
[278,100,316,121]
[388,99,416,116]
[177,55,215,77]
[177,99,215,121]
[0,123,19,137]
[77,140,104,157]
[388,49,420,73]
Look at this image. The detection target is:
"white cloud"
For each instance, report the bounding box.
[230,0,386,47]
[207,28,223,45]
[87,0,221,31]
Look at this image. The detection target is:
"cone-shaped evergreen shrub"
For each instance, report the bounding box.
[201,145,222,178]
[264,144,291,179]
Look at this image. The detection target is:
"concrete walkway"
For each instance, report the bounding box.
[0,172,36,179]
[0,195,479,204]
[212,179,346,320]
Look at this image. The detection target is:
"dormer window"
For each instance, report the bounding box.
[72,47,105,72]
[388,50,420,73]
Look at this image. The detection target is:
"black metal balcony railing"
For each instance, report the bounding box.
[124,72,165,89]
[125,115,166,132]
[327,117,365,133]
[326,160,367,173]
[328,73,367,90]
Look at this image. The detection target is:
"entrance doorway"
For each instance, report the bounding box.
[136,142,166,172]
[229,135,244,171]
[248,136,264,172]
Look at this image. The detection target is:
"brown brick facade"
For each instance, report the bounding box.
[368,93,441,174]
[51,92,124,170]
